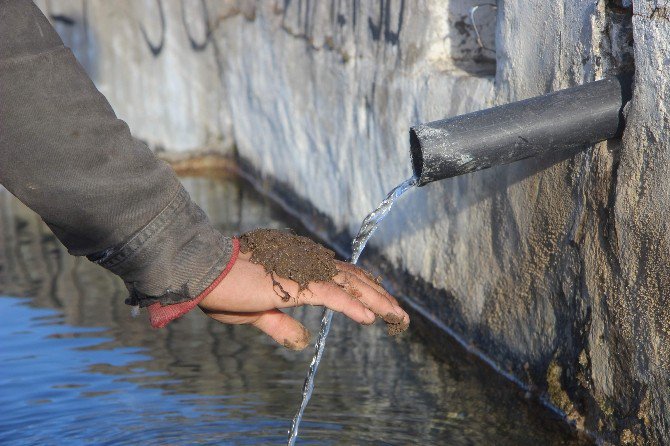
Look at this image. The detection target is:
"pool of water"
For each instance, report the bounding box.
[0,174,590,445]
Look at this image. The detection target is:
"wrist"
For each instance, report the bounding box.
[147,237,240,328]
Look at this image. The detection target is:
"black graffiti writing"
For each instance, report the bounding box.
[50,14,76,26]
[367,0,404,45]
[181,0,212,51]
[139,0,165,57]
[136,0,405,58]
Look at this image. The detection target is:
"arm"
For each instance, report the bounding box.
[0,0,235,321]
[0,0,409,349]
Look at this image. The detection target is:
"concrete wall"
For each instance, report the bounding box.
[36,1,669,443]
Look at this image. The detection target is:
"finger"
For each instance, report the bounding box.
[334,271,409,325]
[336,262,402,307]
[205,308,312,351]
[290,281,377,325]
[251,309,312,350]
[203,308,260,325]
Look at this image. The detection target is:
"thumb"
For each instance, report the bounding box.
[204,307,312,351]
[252,309,312,350]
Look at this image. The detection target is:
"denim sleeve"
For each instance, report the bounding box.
[0,0,234,308]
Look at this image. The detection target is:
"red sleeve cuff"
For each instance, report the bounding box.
[147,238,240,328]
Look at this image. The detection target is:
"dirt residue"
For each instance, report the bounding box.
[383,312,408,336]
[546,359,585,429]
[163,153,238,178]
[546,360,575,414]
[239,229,338,300]
[239,229,408,336]
[283,325,312,351]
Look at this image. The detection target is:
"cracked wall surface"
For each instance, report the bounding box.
[35,0,668,443]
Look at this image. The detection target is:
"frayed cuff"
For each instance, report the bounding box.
[147,238,240,328]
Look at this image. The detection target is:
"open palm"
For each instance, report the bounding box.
[199,251,409,350]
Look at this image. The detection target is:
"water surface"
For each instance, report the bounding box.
[0,174,589,445]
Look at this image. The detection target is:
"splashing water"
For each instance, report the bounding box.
[287,175,418,445]
[348,176,419,264]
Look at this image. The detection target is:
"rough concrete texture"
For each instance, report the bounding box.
[35,0,668,443]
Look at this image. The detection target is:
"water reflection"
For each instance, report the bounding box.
[0,174,589,445]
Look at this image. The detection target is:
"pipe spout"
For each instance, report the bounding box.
[410,74,633,186]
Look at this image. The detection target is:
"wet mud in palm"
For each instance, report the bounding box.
[239,228,408,339]
[0,173,591,445]
[239,229,339,301]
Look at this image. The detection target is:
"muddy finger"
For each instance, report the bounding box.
[335,271,409,329]
[336,262,402,308]
[305,281,377,325]
[251,309,312,350]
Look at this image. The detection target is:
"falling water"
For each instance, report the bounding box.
[287,175,418,445]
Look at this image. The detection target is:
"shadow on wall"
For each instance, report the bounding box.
[407,140,589,240]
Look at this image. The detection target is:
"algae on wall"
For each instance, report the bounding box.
[37,0,669,443]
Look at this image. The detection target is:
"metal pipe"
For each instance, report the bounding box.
[410,74,633,186]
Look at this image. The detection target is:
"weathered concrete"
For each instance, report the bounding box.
[34,0,670,443]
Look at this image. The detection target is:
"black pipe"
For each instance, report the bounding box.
[410,74,633,186]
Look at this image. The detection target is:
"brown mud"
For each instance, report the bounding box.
[283,325,312,351]
[383,312,408,336]
[239,229,408,336]
[239,228,339,300]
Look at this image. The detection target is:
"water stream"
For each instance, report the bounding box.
[0,174,589,445]
[287,175,419,445]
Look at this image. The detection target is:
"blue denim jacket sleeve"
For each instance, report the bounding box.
[0,0,234,307]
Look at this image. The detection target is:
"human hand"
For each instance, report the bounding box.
[198,249,410,350]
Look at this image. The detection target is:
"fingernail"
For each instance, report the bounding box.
[298,326,312,349]
[283,326,311,350]
[364,308,376,323]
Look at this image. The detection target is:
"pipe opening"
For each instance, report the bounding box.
[409,128,423,182]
